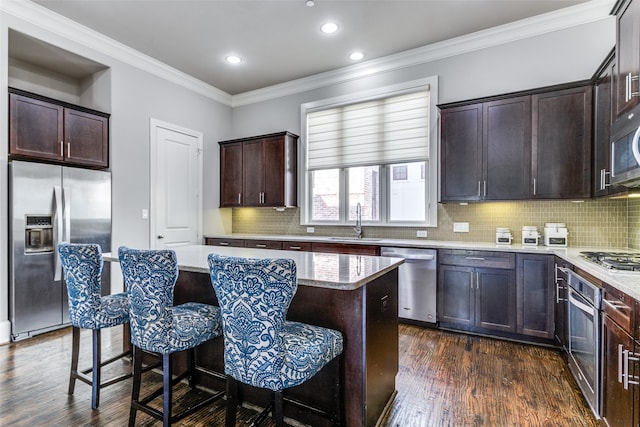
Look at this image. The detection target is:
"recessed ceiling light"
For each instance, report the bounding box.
[305,0,315,6]
[320,22,338,34]
[349,51,365,61]
[225,55,242,64]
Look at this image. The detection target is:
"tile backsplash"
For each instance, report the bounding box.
[232,198,634,249]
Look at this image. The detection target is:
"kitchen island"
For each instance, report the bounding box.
[106,244,404,427]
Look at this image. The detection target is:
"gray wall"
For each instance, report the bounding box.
[0,7,232,342]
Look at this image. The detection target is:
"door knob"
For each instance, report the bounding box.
[157,235,165,239]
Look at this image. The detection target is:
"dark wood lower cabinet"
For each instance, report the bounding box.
[438,251,516,334]
[601,314,638,427]
[516,254,555,339]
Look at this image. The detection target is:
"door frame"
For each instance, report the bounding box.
[149,118,203,249]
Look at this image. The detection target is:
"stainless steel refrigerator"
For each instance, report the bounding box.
[9,160,111,341]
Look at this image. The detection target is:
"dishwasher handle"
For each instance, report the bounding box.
[381,251,435,261]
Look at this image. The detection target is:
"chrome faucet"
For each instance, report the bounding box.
[353,202,363,239]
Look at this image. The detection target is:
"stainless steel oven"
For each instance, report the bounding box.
[566,269,602,419]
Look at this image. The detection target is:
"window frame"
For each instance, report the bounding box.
[299,76,438,227]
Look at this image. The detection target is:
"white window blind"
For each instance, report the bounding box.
[306,89,429,170]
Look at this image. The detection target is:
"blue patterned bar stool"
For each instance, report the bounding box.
[118,247,224,427]
[208,254,344,427]
[58,242,131,410]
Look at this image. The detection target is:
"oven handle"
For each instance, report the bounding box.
[568,291,596,316]
[632,122,640,167]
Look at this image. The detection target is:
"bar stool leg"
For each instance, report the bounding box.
[225,377,238,427]
[274,390,284,427]
[68,326,80,395]
[91,329,101,409]
[163,353,172,427]
[128,346,142,427]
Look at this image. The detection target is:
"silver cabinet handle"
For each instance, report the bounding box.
[476,271,479,290]
[533,178,537,196]
[255,244,267,248]
[623,348,640,390]
[60,140,64,156]
[218,242,230,246]
[483,181,487,197]
[477,181,481,198]
[289,246,302,250]
[237,193,241,204]
[465,257,485,261]
[67,142,70,157]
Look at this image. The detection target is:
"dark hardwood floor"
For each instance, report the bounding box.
[0,324,597,426]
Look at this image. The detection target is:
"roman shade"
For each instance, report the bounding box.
[306,88,429,170]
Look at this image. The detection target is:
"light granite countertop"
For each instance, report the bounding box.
[205,234,640,301]
[104,244,404,291]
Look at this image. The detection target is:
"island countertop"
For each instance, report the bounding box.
[104,244,404,291]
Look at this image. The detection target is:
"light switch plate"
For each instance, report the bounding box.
[453,222,469,232]
[141,209,149,220]
[306,227,315,233]
[416,230,427,238]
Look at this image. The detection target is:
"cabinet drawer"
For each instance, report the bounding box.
[602,283,635,335]
[439,249,515,269]
[205,238,245,247]
[244,239,283,250]
[282,241,312,252]
[311,242,379,256]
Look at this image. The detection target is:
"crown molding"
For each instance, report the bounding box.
[1,0,233,106]
[232,0,615,106]
[2,0,615,108]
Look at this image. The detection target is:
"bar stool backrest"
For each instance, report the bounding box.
[118,247,178,354]
[58,243,105,329]
[208,254,296,391]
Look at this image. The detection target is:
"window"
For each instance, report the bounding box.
[301,77,438,227]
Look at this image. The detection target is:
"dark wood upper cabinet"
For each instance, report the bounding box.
[614,0,640,117]
[219,131,298,208]
[9,89,109,169]
[483,96,531,200]
[531,85,592,199]
[440,103,482,201]
[440,82,591,202]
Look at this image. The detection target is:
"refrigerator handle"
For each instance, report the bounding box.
[63,186,71,243]
[54,186,63,281]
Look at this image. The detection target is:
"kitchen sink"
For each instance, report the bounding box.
[328,237,381,242]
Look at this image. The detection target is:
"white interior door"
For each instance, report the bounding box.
[150,119,203,249]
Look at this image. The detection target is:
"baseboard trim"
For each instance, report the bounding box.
[0,320,11,344]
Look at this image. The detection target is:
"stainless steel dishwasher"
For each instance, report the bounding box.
[380,247,437,324]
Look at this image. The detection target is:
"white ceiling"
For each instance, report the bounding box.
[24,0,601,95]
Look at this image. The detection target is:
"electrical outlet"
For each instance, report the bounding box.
[416,230,427,238]
[306,227,315,233]
[453,222,469,232]
[141,209,149,220]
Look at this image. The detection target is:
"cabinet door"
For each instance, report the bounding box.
[437,265,474,327]
[601,314,636,427]
[9,93,64,162]
[440,104,483,201]
[242,139,264,206]
[531,85,592,199]
[261,136,285,206]
[516,254,555,339]
[220,142,243,207]
[483,96,531,200]
[616,0,640,117]
[64,109,109,168]
[475,267,516,333]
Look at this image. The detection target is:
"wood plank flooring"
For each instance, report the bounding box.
[0,324,597,426]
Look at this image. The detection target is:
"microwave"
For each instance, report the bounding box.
[611,114,640,187]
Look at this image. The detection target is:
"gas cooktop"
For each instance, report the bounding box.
[580,251,640,272]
